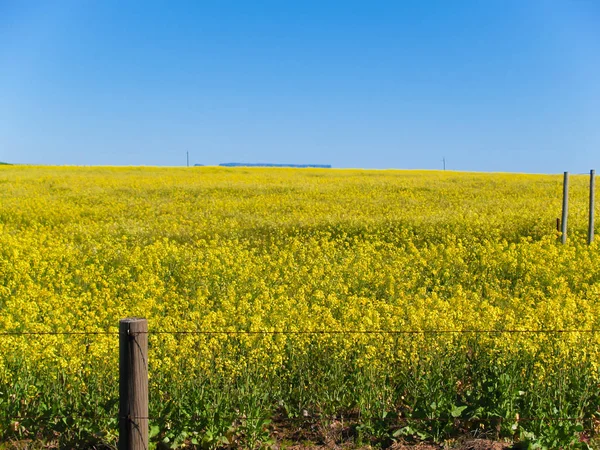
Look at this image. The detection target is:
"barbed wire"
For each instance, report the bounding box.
[0,330,117,336]
[3,413,593,423]
[130,415,596,423]
[146,329,600,335]
[0,328,598,337]
[4,413,116,421]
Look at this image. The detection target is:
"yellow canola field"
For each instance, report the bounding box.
[0,166,599,399]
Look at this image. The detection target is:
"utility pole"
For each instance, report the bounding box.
[443,157,446,171]
[186,152,189,167]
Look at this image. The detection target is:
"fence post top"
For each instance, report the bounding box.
[120,317,147,323]
[119,318,148,331]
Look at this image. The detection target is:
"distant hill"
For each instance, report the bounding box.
[220,162,331,168]
[0,162,10,165]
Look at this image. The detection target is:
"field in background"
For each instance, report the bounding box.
[1,166,600,448]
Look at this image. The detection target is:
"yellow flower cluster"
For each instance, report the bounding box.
[0,166,598,394]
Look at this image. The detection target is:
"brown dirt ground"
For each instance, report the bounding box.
[0,440,513,450]
[0,418,516,450]
[278,439,513,449]
[270,417,515,450]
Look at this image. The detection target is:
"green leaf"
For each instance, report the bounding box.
[393,426,413,437]
[416,430,430,440]
[451,405,468,418]
[149,425,161,439]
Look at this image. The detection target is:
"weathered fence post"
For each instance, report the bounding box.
[589,169,595,245]
[119,318,148,450]
[561,172,569,244]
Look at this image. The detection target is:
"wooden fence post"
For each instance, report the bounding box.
[589,169,595,245]
[119,318,148,450]
[561,172,569,244]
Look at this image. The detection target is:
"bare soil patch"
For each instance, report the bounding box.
[277,439,513,449]
[270,416,514,450]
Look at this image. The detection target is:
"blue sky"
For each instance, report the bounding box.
[1,1,599,172]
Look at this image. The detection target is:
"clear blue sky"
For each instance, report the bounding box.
[1,1,599,172]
